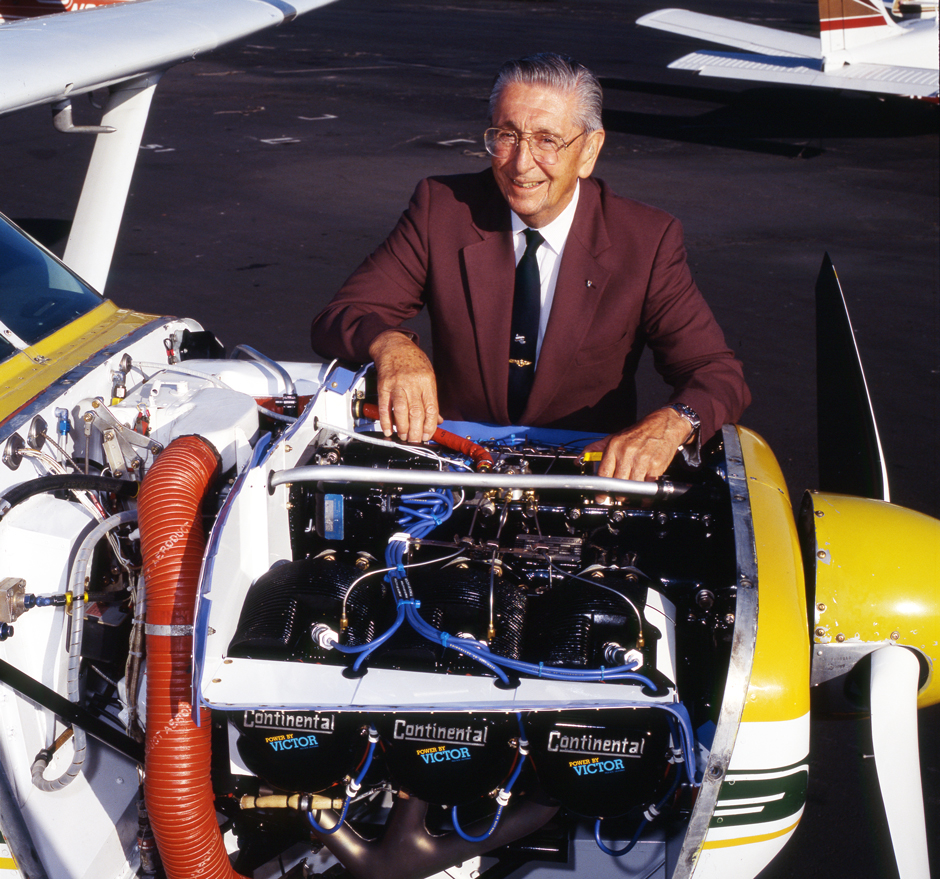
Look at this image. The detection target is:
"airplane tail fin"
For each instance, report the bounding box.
[819,0,899,57]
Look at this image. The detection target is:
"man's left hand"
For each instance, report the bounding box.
[584,407,693,489]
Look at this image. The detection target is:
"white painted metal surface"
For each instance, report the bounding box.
[669,51,940,98]
[692,714,810,878]
[637,9,820,58]
[201,655,678,713]
[0,311,314,877]
[0,0,339,116]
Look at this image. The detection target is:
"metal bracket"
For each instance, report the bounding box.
[810,641,883,687]
[144,623,194,637]
[51,100,116,135]
[0,579,27,625]
[84,398,163,478]
[0,656,143,764]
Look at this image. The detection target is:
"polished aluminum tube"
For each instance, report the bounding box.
[229,343,297,397]
[268,464,688,499]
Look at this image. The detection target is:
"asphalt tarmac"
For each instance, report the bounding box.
[0,1,937,877]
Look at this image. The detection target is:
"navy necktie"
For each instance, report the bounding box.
[508,228,544,423]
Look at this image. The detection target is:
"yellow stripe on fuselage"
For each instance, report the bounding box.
[702,818,802,850]
[0,302,158,424]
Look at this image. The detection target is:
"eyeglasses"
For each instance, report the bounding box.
[483,128,585,165]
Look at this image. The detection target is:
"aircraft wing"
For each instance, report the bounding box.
[636,8,820,59]
[669,49,940,98]
[0,0,338,116]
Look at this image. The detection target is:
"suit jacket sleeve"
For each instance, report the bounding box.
[310,179,434,362]
[640,214,750,443]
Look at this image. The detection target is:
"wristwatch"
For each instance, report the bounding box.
[668,403,701,447]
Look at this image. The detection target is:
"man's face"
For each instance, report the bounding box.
[490,82,604,229]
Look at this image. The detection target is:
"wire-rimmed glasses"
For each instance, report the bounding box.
[483,128,585,165]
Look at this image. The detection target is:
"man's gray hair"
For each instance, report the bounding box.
[489,53,604,133]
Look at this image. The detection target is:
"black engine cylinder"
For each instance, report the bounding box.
[410,561,528,662]
[228,556,387,660]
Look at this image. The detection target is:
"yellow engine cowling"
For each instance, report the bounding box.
[800,492,940,711]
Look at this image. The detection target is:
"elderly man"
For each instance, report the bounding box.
[311,53,749,481]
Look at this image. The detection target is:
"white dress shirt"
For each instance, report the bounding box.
[510,181,580,365]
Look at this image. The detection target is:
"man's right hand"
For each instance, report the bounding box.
[368,330,442,443]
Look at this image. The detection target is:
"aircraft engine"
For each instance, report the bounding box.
[228,527,677,815]
[214,425,736,847]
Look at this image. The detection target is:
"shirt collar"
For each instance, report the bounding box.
[510,180,580,255]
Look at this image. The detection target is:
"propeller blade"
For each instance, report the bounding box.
[869,645,930,879]
[815,253,890,500]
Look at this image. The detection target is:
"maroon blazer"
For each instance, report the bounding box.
[311,170,749,440]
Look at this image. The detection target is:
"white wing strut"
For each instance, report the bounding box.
[869,646,931,879]
[63,74,160,293]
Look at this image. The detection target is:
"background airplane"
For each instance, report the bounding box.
[637,0,939,100]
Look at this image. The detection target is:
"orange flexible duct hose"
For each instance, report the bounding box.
[359,402,494,471]
[137,436,246,879]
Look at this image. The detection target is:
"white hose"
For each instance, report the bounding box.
[31,509,138,791]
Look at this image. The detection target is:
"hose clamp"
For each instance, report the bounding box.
[144,623,194,636]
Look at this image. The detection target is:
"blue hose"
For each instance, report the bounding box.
[452,803,506,843]
[593,717,685,856]
[402,601,513,684]
[308,727,379,835]
[345,490,695,721]
[452,721,529,842]
[308,796,351,836]
[594,814,646,857]
[330,600,408,674]
[406,596,657,687]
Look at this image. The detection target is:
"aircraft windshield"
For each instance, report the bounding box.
[0,213,104,358]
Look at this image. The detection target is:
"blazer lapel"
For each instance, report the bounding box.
[463,231,516,422]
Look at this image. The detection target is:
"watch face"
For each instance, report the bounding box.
[672,403,700,429]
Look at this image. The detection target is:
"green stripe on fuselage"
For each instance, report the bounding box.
[709,762,808,829]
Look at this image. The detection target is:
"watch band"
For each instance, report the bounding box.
[668,403,700,446]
